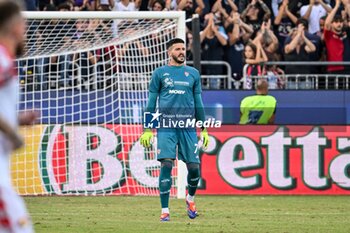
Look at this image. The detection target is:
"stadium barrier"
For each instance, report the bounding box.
[18,59,234,91]
[187,60,234,89]
[242,62,350,90]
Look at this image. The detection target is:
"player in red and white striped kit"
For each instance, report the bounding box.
[0,1,37,232]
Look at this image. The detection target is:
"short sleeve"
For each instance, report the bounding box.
[149,69,161,93]
[193,69,202,94]
[299,6,307,17]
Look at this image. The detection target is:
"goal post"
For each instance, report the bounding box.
[13,11,187,198]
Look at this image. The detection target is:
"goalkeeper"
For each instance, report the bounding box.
[140,38,209,222]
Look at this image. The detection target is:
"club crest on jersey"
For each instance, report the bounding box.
[184,72,189,77]
[163,77,174,88]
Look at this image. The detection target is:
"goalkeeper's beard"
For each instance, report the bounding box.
[171,54,185,65]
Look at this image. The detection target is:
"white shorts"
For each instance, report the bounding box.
[0,155,33,233]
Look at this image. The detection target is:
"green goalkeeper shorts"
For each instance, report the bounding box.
[156,128,200,164]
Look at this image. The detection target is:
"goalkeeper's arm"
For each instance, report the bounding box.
[194,94,209,149]
[194,94,205,123]
[145,92,157,113]
[140,92,158,148]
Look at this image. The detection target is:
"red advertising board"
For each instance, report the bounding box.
[197,125,350,195]
[35,125,350,195]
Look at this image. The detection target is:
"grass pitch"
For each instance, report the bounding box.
[26,196,350,233]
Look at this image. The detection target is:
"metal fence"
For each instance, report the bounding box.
[187,60,234,89]
[242,62,350,90]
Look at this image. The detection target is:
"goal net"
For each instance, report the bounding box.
[12,11,186,198]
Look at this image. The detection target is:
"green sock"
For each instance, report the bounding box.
[187,163,200,196]
[159,160,173,208]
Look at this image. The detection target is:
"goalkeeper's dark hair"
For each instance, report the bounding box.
[0,0,22,32]
[166,38,185,50]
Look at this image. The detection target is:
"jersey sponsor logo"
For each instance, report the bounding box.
[168,89,185,94]
[163,77,174,88]
[174,81,189,86]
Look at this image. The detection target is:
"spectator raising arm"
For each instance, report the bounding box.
[302,30,316,53]
[324,0,341,31]
[302,0,315,21]
[195,0,205,14]
[285,3,298,24]
[285,25,303,54]
[258,0,272,19]
[274,0,288,25]
[229,12,241,45]
[226,0,238,12]
[241,0,255,20]
[211,20,227,46]
[200,13,213,43]
[319,0,332,13]
[342,0,350,19]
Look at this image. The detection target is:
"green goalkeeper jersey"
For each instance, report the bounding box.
[239,94,277,124]
[149,65,201,118]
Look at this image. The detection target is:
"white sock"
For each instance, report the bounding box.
[186,194,194,202]
[161,208,169,214]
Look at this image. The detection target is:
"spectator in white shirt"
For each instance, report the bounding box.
[300,0,332,34]
[114,0,141,11]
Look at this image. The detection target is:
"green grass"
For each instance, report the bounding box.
[25,196,350,233]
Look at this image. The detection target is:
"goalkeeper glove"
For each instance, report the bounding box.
[200,128,209,150]
[140,129,153,148]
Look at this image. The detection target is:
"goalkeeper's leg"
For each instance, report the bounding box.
[187,163,200,197]
[159,159,173,221]
[186,163,200,219]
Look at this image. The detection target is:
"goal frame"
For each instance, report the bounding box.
[22,11,187,199]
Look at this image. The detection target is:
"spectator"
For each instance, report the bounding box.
[225,12,253,81]
[241,0,271,37]
[254,19,279,61]
[72,48,98,90]
[284,23,316,88]
[57,2,72,11]
[114,0,141,11]
[287,0,308,17]
[43,3,58,11]
[318,15,327,39]
[120,26,149,89]
[151,0,166,11]
[178,0,205,30]
[200,13,228,89]
[284,19,322,65]
[74,0,95,10]
[96,0,114,10]
[324,0,350,87]
[186,31,194,60]
[243,39,268,89]
[300,0,332,34]
[211,0,238,20]
[239,0,273,14]
[274,0,298,55]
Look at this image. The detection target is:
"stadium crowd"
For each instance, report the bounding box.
[21,0,350,90]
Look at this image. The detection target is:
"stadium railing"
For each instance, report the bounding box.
[19,59,235,91]
[187,60,234,89]
[242,62,350,90]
